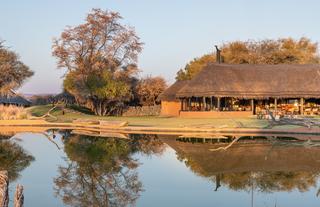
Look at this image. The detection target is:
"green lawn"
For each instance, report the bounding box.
[28,104,270,128]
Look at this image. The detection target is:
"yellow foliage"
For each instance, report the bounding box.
[176,37,320,80]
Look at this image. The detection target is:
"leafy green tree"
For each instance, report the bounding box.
[176,37,320,80]
[0,40,33,94]
[63,66,135,115]
[52,9,143,116]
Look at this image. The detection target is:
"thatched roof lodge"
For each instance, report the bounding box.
[0,90,31,107]
[159,63,320,117]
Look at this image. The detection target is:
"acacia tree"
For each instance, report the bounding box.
[135,76,167,106]
[0,40,33,94]
[176,37,320,80]
[52,9,143,116]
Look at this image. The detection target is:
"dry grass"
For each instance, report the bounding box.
[0,105,29,120]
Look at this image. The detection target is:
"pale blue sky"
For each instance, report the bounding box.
[1,0,320,94]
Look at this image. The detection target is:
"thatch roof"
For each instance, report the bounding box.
[177,64,320,99]
[0,90,31,106]
[158,80,189,101]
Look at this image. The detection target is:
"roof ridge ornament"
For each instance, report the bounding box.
[214,45,222,64]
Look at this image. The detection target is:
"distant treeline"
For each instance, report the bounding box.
[176,37,320,80]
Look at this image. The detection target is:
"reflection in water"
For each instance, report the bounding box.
[0,137,34,181]
[164,135,320,195]
[54,133,165,207]
[0,131,16,140]
[2,129,320,206]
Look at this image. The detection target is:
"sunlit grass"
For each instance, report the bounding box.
[28,105,270,128]
[0,105,29,120]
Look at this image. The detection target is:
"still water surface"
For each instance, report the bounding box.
[1,131,320,207]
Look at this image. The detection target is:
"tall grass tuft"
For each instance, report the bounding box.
[0,105,29,120]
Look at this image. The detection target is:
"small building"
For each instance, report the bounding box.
[159,64,320,118]
[158,80,189,116]
[0,90,31,107]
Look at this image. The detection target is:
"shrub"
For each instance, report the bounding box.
[0,105,29,120]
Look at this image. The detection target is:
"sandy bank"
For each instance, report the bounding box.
[0,119,320,136]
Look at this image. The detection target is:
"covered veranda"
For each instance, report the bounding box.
[158,64,320,118]
[179,96,320,118]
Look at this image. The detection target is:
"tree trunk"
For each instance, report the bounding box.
[92,99,102,116]
[0,171,9,207]
[14,185,24,207]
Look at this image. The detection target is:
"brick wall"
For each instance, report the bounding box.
[122,105,161,116]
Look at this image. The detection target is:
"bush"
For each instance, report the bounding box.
[0,105,29,120]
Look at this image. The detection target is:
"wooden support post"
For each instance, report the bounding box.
[188,98,191,111]
[202,97,206,111]
[185,98,188,111]
[274,98,277,112]
[231,97,234,111]
[210,97,213,111]
[0,171,9,207]
[181,99,184,111]
[300,98,304,115]
[251,99,255,115]
[14,185,23,207]
[217,97,221,111]
[180,99,183,111]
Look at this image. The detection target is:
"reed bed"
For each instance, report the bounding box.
[0,105,29,120]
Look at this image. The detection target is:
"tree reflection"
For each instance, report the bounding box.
[0,140,34,181]
[219,171,318,193]
[130,134,166,156]
[54,133,165,207]
[0,131,15,140]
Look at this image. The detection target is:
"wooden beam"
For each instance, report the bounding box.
[217,97,221,111]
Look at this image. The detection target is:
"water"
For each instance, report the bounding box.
[1,130,320,207]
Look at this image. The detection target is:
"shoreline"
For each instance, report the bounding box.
[0,119,320,136]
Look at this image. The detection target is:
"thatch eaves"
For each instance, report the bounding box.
[158,80,189,101]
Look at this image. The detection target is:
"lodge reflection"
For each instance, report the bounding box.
[52,132,320,205]
[162,135,320,194]
[54,133,165,207]
[0,132,34,181]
